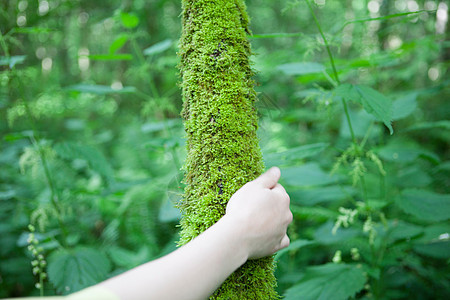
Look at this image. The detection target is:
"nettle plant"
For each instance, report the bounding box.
[273,1,449,299]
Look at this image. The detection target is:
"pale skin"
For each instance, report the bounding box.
[97,167,292,299]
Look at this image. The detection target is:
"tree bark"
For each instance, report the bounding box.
[178,0,278,298]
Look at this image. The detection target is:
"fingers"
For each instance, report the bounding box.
[255,167,281,189]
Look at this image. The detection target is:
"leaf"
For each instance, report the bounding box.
[143,39,173,56]
[289,185,356,206]
[276,239,316,258]
[264,143,329,167]
[66,84,137,94]
[86,54,133,60]
[0,55,26,68]
[283,263,366,300]
[313,221,359,245]
[406,120,450,131]
[376,140,440,164]
[108,246,150,269]
[388,221,423,242]
[396,189,450,222]
[276,62,326,76]
[109,34,129,54]
[282,163,341,187]
[12,27,54,34]
[354,85,393,134]
[413,241,450,259]
[336,84,393,134]
[392,92,418,120]
[120,12,140,29]
[291,205,339,221]
[48,247,111,294]
[54,142,114,183]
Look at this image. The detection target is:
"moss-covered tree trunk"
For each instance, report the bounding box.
[178,0,278,299]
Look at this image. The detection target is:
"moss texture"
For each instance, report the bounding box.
[178,0,278,299]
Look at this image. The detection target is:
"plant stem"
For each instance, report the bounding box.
[305,0,357,144]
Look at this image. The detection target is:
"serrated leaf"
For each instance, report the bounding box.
[282,163,341,187]
[108,246,150,269]
[109,34,129,54]
[392,92,418,120]
[354,85,393,134]
[396,189,450,222]
[336,84,393,134]
[0,55,26,68]
[66,84,137,94]
[276,62,326,75]
[284,263,366,300]
[48,247,111,294]
[143,39,173,56]
[120,12,139,29]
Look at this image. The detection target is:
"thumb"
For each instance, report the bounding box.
[256,167,281,189]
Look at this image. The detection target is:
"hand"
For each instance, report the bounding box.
[224,167,293,259]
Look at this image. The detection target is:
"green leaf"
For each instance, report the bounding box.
[406,120,450,131]
[66,84,137,94]
[264,143,329,167]
[289,185,356,206]
[109,34,129,54]
[54,142,114,183]
[284,263,366,300]
[0,55,26,68]
[314,221,359,245]
[392,92,418,120]
[86,54,133,60]
[143,39,173,56]
[377,140,440,164]
[48,247,111,294]
[120,12,140,29]
[414,241,450,259]
[276,239,316,258]
[354,85,393,134]
[291,205,339,221]
[282,163,341,187]
[276,62,326,76]
[12,27,54,34]
[108,246,150,269]
[336,84,393,134]
[396,189,450,222]
[388,221,423,242]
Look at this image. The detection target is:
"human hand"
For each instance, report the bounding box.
[224,167,293,259]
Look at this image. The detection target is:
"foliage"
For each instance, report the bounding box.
[1,0,449,299]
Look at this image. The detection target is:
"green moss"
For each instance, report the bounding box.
[178,0,278,299]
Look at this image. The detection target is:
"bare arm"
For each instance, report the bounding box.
[97,167,292,300]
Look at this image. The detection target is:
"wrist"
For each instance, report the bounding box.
[217,214,249,264]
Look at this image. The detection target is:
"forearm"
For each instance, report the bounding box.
[99,215,247,300]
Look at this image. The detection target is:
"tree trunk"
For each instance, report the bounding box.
[178,0,278,299]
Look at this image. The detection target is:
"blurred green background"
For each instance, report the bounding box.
[1,0,449,299]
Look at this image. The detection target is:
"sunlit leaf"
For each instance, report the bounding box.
[284,263,366,300]
[276,62,326,76]
[109,34,129,54]
[120,12,140,29]
[143,39,173,56]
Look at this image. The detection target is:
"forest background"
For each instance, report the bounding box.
[1,0,449,299]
